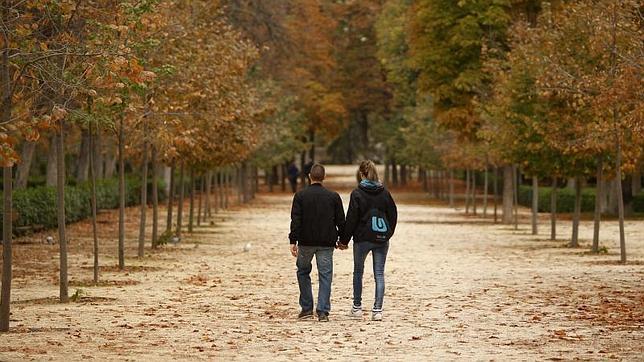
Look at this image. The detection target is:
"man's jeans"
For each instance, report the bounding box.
[353,241,389,312]
[296,246,334,314]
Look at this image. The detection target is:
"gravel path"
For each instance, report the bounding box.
[0,166,642,361]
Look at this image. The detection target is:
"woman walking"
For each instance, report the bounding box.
[339,160,398,321]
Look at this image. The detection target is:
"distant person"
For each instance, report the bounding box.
[289,163,346,322]
[339,160,398,321]
[287,161,299,193]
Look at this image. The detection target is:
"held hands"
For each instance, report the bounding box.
[291,242,347,256]
[336,241,348,250]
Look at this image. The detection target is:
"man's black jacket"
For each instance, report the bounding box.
[341,180,397,244]
[289,183,345,247]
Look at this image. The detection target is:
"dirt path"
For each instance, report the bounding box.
[1,166,642,361]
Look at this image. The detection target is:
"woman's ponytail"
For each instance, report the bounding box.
[357,160,379,182]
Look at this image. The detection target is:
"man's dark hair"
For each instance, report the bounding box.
[309,163,325,182]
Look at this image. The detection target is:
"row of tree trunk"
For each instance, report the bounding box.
[1,127,260,331]
[13,133,120,189]
[420,164,631,263]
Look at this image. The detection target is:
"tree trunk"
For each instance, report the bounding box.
[176,163,185,238]
[472,170,478,215]
[309,129,315,163]
[483,166,489,217]
[280,164,286,192]
[268,167,274,193]
[218,171,225,210]
[592,163,603,252]
[118,116,126,270]
[384,158,391,186]
[253,166,258,199]
[550,178,557,241]
[632,166,641,196]
[88,101,99,285]
[300,151,306,189]
[1,167,13,331]
[608,5,625,262]
[615,122,626,262]
[166,163,175,234]
[616,176,626,262]
[137,130,148,258]
[570,175,582,248]
[400,165,407,186]
[94,130,104,179]
[104,143,117,179]
[204,171,212,218]
[392,160,398,186]
[46,136,58,187]
[15,141,36,189]
[236,167,242,204]
[607,178,619,215]
[449,169,454,208]
[189,168,195,233]
[0,38,13,330]
[493,167,499,223]
[151,146,159,249]
[465,169,470,214]
[513,165,519,230]
[502,165,513,224]
[243,163,249,202]
[76,129,90,182]
[212,171,219,214]
[57,121,68,303]
[244,164,250,202]
[421,168,427,192]
[272,164,279,186]
[197,174,204,226]
[531,176,538,235]
[224,168,230,209]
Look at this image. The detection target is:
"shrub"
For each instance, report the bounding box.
[1,177,166,234]
[518,185,596,213]
[633,193,644,213]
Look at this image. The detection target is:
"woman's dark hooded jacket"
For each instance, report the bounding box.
[341,180,397,244]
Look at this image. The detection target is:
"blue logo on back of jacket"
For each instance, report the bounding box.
[371,216,388,232]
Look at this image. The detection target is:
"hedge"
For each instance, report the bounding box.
[632,193,644,213]
[518,186,595,213]
[518,185,644,213]
[1,177,166,233]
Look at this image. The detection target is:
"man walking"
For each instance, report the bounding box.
[287,161,299,193]
[289,164,345,322]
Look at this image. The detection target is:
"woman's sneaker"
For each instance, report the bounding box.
[372,311,383,321]
[349,305,363,318]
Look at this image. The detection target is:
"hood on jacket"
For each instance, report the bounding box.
[359,179,384,194]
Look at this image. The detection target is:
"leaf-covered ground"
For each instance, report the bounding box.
[0,166,642,360]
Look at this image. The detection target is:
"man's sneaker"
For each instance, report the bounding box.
[298,310,314,320]
[318,312,329,322]
[349,305,363,318]
[372,311,383,321]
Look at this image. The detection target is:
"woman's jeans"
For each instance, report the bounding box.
[353,241,389,312]
[296,246,334,314]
